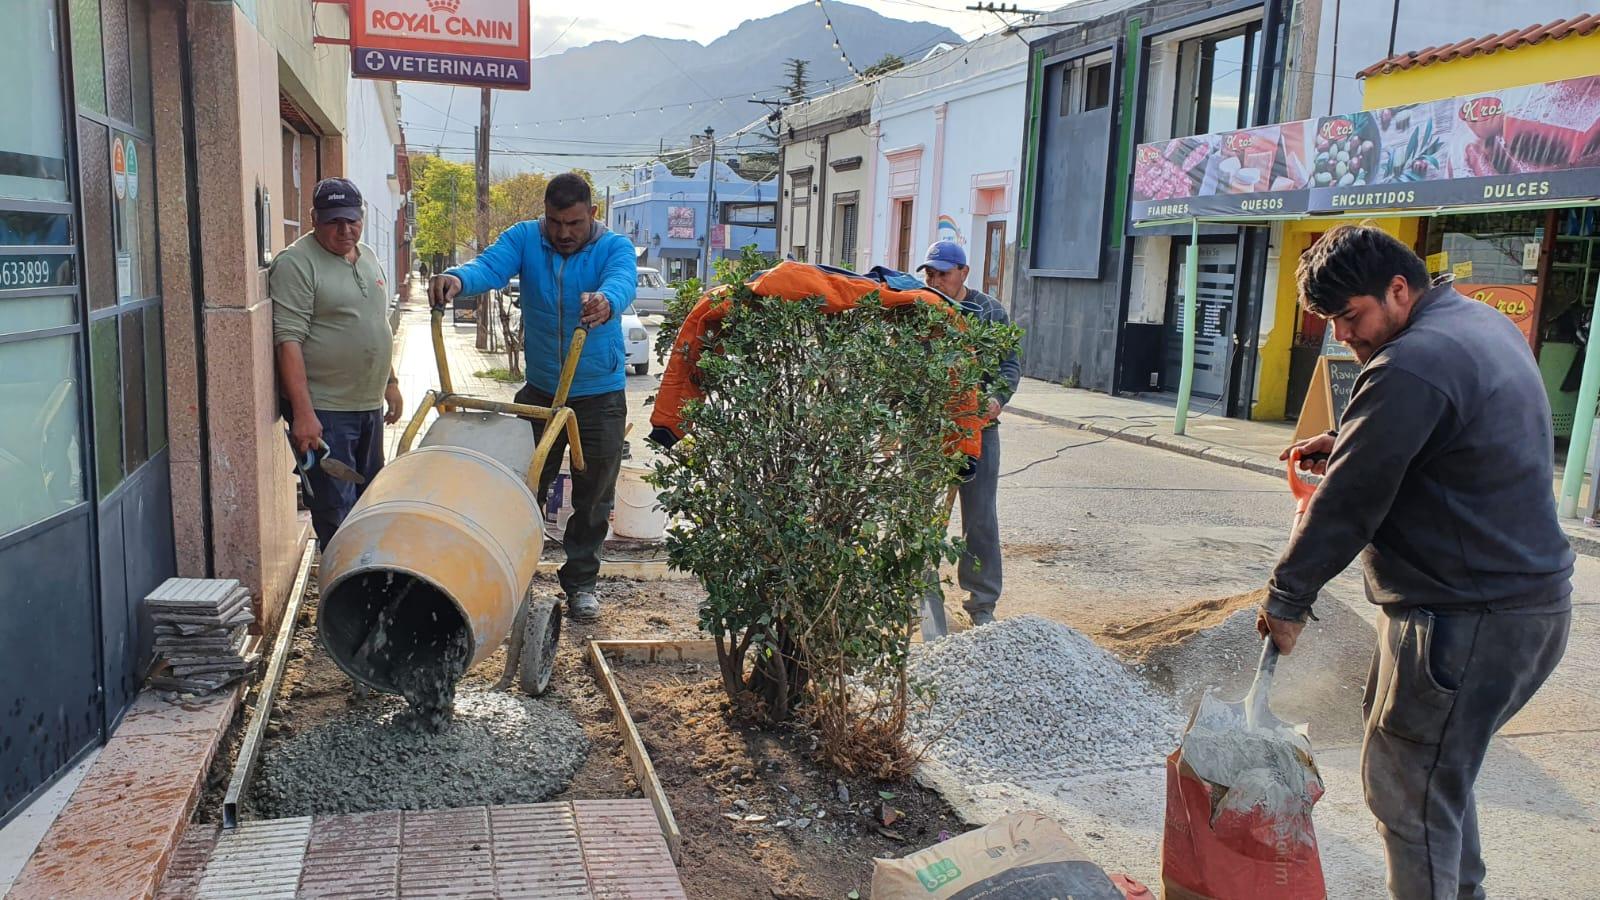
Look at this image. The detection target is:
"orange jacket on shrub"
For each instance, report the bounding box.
[648,261,988,459]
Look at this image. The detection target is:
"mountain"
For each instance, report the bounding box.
[399,3,960,187]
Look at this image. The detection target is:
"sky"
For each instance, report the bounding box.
[525,1,1005,55]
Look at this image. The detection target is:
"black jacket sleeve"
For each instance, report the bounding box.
[1265,365,1452,621]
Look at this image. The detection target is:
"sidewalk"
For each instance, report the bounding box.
[1005,378,1600,557]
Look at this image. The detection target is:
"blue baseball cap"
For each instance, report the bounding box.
[918,240,967,272]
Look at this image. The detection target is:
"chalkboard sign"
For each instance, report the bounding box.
[1327,358,1360,425]
[1292,355,1364,442]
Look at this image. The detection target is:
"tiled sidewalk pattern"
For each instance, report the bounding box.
[154,801,684,899]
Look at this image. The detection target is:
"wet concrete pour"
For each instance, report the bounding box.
[253,690,588,819]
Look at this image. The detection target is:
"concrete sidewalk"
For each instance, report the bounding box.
[1005,378,1600,557]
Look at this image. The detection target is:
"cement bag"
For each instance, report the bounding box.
[1160,694,1327,900]
[871,811,1124,900]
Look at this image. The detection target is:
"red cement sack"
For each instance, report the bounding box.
[1159,696,1327,899]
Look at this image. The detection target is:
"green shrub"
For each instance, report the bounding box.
[650,252,1018,775]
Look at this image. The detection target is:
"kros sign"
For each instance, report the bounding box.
[350,0,531,90]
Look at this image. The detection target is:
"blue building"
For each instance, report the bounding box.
[608,160,777,283]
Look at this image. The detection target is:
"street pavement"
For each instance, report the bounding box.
[402,302,1599,896]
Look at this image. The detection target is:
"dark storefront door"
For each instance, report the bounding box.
[2,0,174,824]
[1162,240,1240,399]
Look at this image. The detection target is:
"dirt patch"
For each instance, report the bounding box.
[614,666,968,900]
[1095,589,1267,661]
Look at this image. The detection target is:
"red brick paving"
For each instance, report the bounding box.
[155,801,684,899]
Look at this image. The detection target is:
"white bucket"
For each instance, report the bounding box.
[611,462,667,540]
[544,472,575,532]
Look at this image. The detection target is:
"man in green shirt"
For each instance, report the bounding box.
[271,178,402,548]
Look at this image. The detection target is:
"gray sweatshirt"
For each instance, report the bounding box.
[1266,284,1573,621]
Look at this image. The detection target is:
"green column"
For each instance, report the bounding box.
[1558,275,1600,517]
[1175,219,1199,435]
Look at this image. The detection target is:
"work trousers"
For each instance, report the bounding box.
[305,409,385,550]
[925,426,1003,619]
[515,384,628,597]
[1361,601,1569,899]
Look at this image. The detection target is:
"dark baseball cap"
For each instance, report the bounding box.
[313,177,363,222]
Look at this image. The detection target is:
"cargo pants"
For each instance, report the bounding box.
[923,425,1003,630]
[1361,600,1569,899]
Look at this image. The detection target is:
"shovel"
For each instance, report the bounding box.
[919,484,962,641]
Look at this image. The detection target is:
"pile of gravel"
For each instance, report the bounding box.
[254,690,587,818]
[909,615,1183,783]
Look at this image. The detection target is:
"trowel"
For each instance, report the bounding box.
[287,429,366,498]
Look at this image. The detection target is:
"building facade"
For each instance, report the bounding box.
[608,159,777,283]
[345,77,411,293]
[1010,0,1599,420]
[2,0,406,823]
[777,81,875,270]
[863,35,1033,297]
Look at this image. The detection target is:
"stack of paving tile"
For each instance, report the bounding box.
[145,578,259,694]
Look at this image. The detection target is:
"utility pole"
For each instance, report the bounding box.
[475,87,491,349]
[702,126,715,282]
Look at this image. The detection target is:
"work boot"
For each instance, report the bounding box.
[967,608,995,628]
[567,590,601,620]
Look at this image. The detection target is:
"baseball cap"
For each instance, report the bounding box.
[918,240,967,273]
[312,177,364,222]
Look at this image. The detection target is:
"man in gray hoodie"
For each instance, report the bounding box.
[1261,224,1572,899]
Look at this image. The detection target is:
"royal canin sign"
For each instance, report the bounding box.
[349,0,532,90]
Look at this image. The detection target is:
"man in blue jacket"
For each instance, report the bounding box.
[429,173,637,620]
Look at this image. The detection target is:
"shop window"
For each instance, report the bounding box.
[1175,23,1262,136]
[144,305,165,454]
[99,0,133,124]
[90,316,122,498]
[1084,62,1112,111]
[69,0,107,115]
[112,131,154,302]
[77,120,115,310]
[0,336,84,535]
[1,9,72,203]
[128,0,152,132]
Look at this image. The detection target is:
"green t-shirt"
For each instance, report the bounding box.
[269,234,393,412]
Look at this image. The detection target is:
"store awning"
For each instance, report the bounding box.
[1130,74,1600,227]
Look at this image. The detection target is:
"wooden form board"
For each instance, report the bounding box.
[587,639,719,863]
[1292,355,1361,442]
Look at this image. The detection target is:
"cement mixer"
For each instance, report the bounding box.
[318,307,589,701]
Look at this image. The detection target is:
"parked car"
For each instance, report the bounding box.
[630,267,673,316]
[623,307,650,376]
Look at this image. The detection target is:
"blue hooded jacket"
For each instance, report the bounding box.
[447,219,638,398]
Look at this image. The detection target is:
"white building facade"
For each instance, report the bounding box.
[865,36,1029,299]
[344,77,408,295]
[778,80,875,270]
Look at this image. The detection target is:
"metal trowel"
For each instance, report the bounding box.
[287,429,366,498]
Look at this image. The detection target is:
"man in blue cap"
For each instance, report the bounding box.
[918,240,1021,628]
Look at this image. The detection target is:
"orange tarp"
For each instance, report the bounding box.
[649,261,989,458]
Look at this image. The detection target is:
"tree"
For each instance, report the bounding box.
[863,53,905,79]
[651,248,1020,776]
[783,58,811,104]
[488,171,549,241]
[409,154,476,264]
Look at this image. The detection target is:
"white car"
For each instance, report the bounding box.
[623,308,650,376]
[631,267,674,316]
